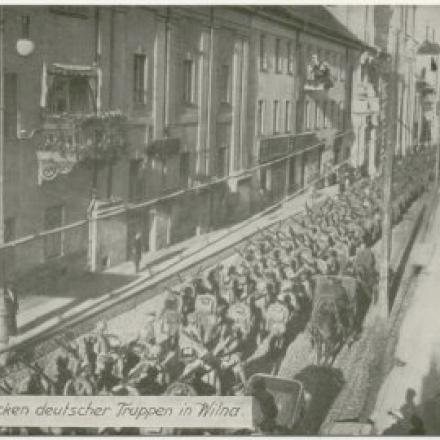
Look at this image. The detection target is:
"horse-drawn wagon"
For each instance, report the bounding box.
[308,275,358,365]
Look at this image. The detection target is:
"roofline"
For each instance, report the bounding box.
[234,6,372,51]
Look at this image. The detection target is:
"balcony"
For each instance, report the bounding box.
[305,61,334,91]
[258,132,322,164]
[37,111,128,185]
[416,79,436,95]
[145,137,180,159]
[352,97,380,115]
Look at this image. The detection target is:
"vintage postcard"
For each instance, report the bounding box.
[0,1,438,436]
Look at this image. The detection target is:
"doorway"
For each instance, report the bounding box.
[127,209,150,260]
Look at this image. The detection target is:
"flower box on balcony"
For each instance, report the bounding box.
[37,110,129,184]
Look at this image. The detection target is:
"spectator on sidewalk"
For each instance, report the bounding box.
[133,232,142,273]
[4,283,18,336]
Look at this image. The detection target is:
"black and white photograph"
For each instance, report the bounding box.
[0,2,438,435]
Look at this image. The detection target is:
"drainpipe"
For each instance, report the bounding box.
[0,6,9,363]
[0,6,5,245]
[163,8,170,135]
[92,6,101,195]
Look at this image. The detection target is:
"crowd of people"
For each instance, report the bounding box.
[0,149,434,435]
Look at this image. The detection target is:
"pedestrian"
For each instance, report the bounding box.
[133,232,142,273]
[409,414,426,435]
[5,283,18,336]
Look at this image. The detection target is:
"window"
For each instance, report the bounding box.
[338,103,344,129]
[44,205,64,260]
[4,217,15,243]
[180,152,190,187]
[48,75,95,114]
[217,145,229,178]
[305,101,310,130]
[260,34,268,71]
[257,100,265,135]
[316,102,323,128]
[219,64,231,104]
[129,159,145,202]
[287,41,295,74]
[183,59,195,104]
[49,6,89,18]
[330,101,335,126]
[275,38,282,73]
[134,54,148,105]
[340,54,346,80]
[5,73,17,140]
[323,101,328,128]
[260,167,268,190]
[288,157,296,190]
[307,45,314,64]
[273,100,280,134]
[329,52,335,76]
[285,101,291,133]
[21,15,30,38]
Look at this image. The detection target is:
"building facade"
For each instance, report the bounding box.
[329,5,420,174]
[1,5,369,282]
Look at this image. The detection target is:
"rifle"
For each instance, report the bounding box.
[17,356,56,387]
[194,264,205,277]
[54,337,80,360]
[234,246,246,259]
[2,380,12,393]
[0,383,11,395]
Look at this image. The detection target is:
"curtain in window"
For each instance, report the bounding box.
[40,63,99,113]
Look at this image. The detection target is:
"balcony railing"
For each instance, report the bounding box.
[37,111,128,185]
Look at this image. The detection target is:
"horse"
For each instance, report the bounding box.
[308,302,345,366]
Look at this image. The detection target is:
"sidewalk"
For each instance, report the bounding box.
[370,188,440,434]
[13,186,332,348]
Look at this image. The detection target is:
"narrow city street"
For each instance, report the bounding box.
[12,188,318,345]
[1,3,440,436]
[0,175,430,435]
[371,187,440,435]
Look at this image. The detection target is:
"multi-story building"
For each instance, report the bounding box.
[1,5,370,283]
[329,5,420,174]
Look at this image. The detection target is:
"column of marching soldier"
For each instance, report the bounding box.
[0,148,434,435]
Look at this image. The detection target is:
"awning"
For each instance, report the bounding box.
[47,63,98,77]
[258,137,291,164]
[146,137,180,157]
[417,40,440,56]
